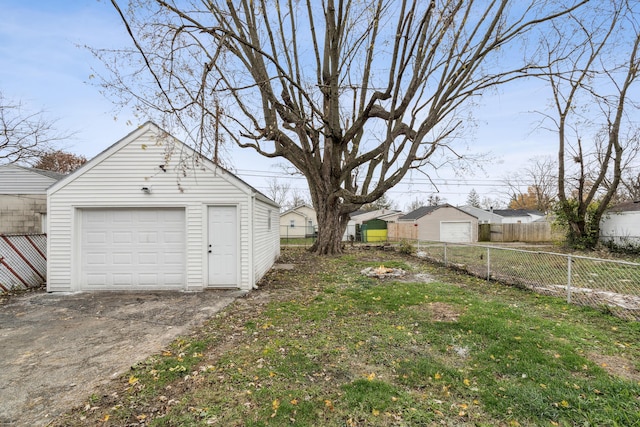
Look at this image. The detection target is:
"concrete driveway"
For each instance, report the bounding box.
[0,290,243,427]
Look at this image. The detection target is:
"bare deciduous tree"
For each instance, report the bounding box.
[360,194,396,212]
[427,194,446,206]
[265,177,291,209]
[620,171,640,201]
[480,196,504,210]
[502,156,557,213]
[0,92,70,165]
[405,197,425,213]
[286,187,311,210]
[100,0,586,254]
[536,1,640,247]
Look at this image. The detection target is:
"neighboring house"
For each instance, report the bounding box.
[491,209,545,224]
[600,200,640,246]
[0,164,65,234]
[47,122,280,292]
[344,208,404,241]
[349,208,404,225]
[280,204,317,238]
[457,205,504,224]
[397,204,478,243]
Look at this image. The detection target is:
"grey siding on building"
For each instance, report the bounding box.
[0,165,62,194]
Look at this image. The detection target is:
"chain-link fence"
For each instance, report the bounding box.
[412,241,640,320]
[280,225,318,247]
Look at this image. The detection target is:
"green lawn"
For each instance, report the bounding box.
[415,242,640,317]
[54,248,640,426]
[280,237,316,246]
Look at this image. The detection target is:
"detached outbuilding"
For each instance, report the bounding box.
[0,164,65,234]
[600,200,640,246]
[47,122,280,292]
[397,204,478,243]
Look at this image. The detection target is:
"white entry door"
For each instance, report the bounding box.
[208,206,238,286]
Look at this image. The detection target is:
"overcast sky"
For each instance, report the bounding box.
[1,0,562,209]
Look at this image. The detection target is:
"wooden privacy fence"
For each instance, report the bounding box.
[388,223,417,241]
[389,222,562,243]
[481,222,563,243]
[0,234,46,293]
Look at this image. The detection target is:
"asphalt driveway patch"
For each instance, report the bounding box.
[0,290,242,426]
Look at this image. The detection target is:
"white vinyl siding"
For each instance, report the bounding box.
[47,123,278,292]
[600,211,640,245]
[253,201,280,284]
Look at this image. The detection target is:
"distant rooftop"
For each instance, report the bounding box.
[607,200,640,212]
[492,209,544,217]
[399,205,440,221]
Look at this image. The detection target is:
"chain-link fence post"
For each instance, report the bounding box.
[443,242,448,266]
[567,255,572,304]
[487,246,491,281]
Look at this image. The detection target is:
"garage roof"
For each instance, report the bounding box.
[399,204,474,221]
[48,121,279,209]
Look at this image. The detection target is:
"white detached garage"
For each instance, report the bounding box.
[47,122,280,292]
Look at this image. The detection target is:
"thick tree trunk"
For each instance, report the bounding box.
[309,192,349,255]
[566,213,601,249]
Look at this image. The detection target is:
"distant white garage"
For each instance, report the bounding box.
[440,221,472,243]
[47,122,280,292]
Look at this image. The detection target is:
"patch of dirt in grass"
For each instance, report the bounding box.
[428,302,463,322]
[392,272,435,283]
[588,353,640,382]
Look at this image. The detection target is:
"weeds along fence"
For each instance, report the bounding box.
[0,234,47,293]
[412,241,640,321]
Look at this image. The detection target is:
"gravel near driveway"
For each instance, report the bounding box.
[0,290,243,427]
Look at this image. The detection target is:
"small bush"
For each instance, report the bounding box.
[398,239,414,255]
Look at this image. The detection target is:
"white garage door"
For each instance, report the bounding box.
[440,221,472,243]
[80,208,185,289]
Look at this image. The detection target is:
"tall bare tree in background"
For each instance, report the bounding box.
[536,1,640,248]
[100,0,586,254]
[265,177,291,209]
[620,171,640,201]
[0,91,70,166]
[502,156,557,212]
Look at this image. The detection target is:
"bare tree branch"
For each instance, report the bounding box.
[0,92,72,165]
[99,0,588,254]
